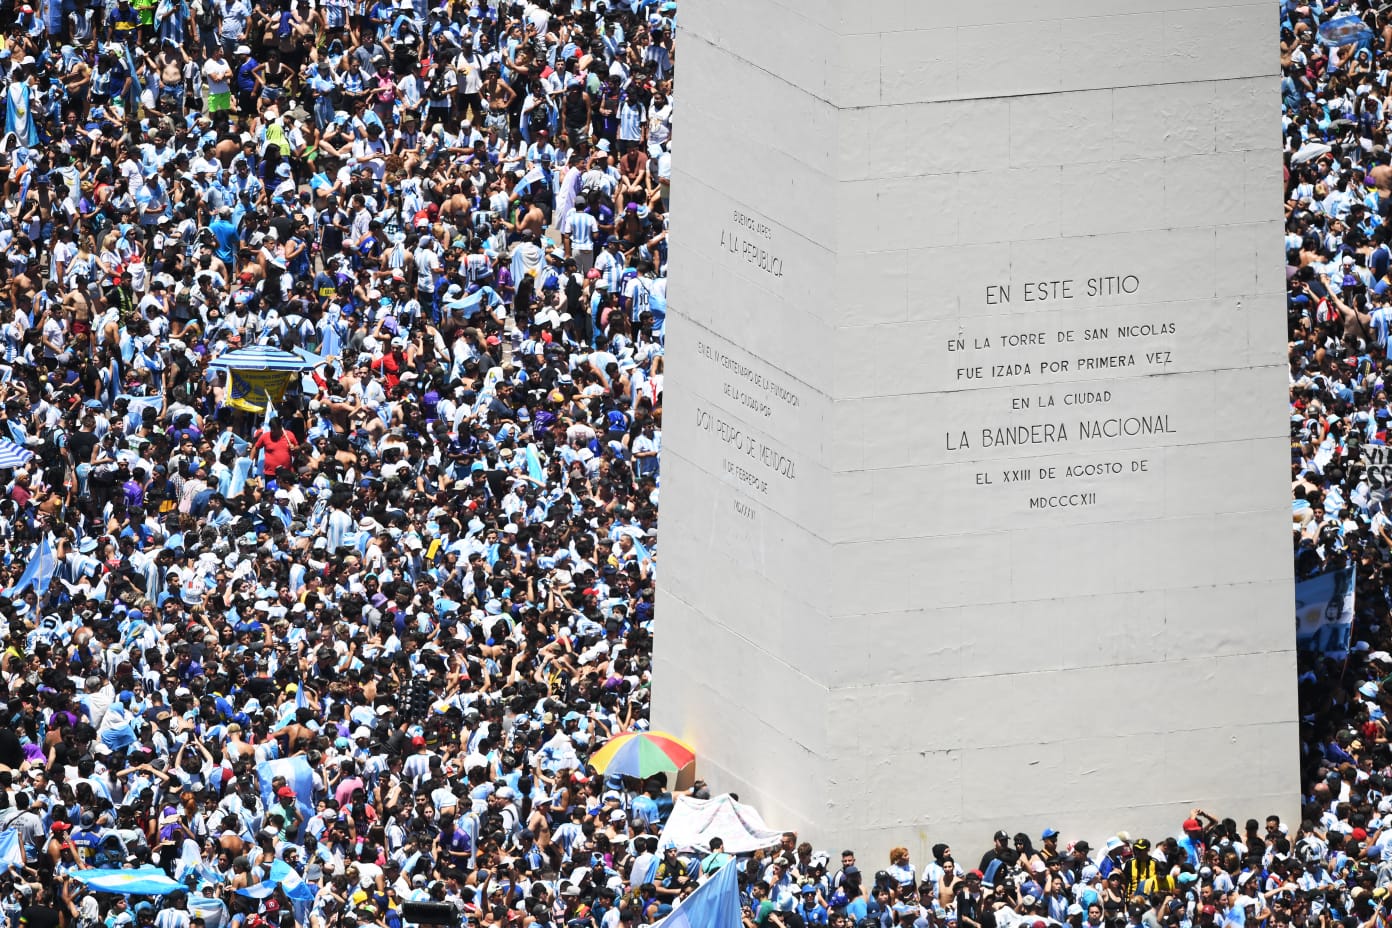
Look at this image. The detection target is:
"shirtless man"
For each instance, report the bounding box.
[1318,273,1376,345]
[438,180,473,231]
[8,255,39,325]
[64,273,94,355]
[480,65,516,139]
[155,41,190,117]
[508,193,546,239]
[214,134,244,166]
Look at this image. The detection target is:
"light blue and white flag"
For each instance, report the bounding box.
[659,858,741,928]
[256,754,316,806]
[189,896,228,928]
[256,755,317,842]
[6,534,57,599]
[0,439,34,469]
[524,444,545,483]
[1319,13,1375,47]
[236,859,317,922]
[72,866,185,895]
[0,830,24,871]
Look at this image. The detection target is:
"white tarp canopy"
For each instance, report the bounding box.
[657,793,782,854]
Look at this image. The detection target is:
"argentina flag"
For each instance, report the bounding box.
[256,755,318,841]
[0,830,23,871]
[1319,13,1374,47]
[660,858,742,928]
[5,535,57,599]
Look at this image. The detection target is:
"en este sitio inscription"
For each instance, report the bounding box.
[684,267,1190,517]
[952,276,1177,383]
[948,272,1179,512]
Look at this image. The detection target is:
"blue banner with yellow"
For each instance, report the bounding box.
[226,369,294,413]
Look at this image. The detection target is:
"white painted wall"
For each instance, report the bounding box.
[653,0,1297,861]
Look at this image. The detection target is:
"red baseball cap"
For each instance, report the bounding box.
[277,786,295,799]
[1182,818,1202,832]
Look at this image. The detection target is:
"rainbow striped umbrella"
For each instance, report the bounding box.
[588,731,696,779]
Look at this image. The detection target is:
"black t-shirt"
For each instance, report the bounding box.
[21,905,61,928]
[0,727,23,769]
[242,675,277,697]
[955,891,981,927]
[68,429,98,466]
[270,215,295,244]
[49,739,78,771]
[319,210,345,257]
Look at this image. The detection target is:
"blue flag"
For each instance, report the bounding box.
[295,681,310,712]
[189,897,228,928]
[525,444,545,483]
[257,755,316,806]
[237,859,317,923]
[257,755,317,841]
[16,170,31,220]
[228,457,254,499]
[235,860,316,902]
[1319,13,1374,47]
[6,534,57,599]
[72,866,185,895]
[663,859,742,928]
[122,43,145,111]
[0,830,23,871]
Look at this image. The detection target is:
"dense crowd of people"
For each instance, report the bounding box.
[0,1,1387,928]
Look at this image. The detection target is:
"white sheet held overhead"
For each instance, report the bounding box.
[657,793,783,855]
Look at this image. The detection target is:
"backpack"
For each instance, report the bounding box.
[526,101,550,135]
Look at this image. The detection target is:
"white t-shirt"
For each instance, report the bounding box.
[42,315,67,359]
[49,239,77,282]
[355,861,383,889]
[204,57,232,93]
[415,248,440,293]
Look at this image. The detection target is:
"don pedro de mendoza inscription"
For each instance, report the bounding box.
[688,335,802,503]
